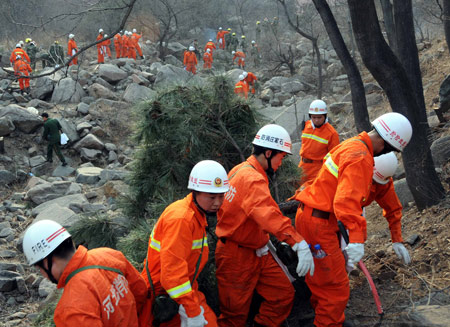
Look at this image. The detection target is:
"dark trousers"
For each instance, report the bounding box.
[47,142,66,163]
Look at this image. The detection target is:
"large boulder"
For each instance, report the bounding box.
[30,76,54,100]
[0,105,42,133]
[0,116,15,136]
[122,84,156,103]
[32,193,89,217]
[57,118,79,143]
[393,178,414,207]
[50,78,85,103]
[74,134,104,151]
[34,204,80,228]
[0,170,16,185]
[76,166,103,184]
[98,64,128,83]
[153,64,192,89]
[80,148,103,162]
[281,80,307,94]
[263,76,293,92]
[430,135,450,167]
[88,98,130,115]
[164,55,183,67]
[25,181,81,205]
[88,83,118,100]
[402,305,450,327]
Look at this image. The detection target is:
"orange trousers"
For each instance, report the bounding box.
[186,64,196,74]
[129,47,136,59]
[69,57,77,66]
[295,205,349,327]
[299,161,322,185]
[18,77,30,90]
[97,48,104,63]
[238,58,245,68]
[215,239,294,327]
[136,43,143,57]
[203,61,212,69]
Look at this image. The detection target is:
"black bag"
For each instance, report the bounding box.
[146,232,205,327]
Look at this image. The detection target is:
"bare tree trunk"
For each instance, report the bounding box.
[313,0,370,132]
[347,0,445,209]
[380,0,397,54]
[443,0,450,54]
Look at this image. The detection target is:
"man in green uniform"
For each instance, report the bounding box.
[41,113,67,166]
[225,28,232,51]
[49,41,65,66]
[25,38,39,70]
[250,40,260,68]
[230,33,238,52]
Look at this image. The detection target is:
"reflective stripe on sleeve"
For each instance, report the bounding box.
[324,156,338,178]
[302,133,329,145]
[167,280,192,298]
[149,231,161,252]
[192,236,208,250]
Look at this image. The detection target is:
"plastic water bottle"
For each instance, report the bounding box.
[313,244,327,259]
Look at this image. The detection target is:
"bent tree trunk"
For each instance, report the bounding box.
[380,0,397,55]
[347,0,445,209]
[443,0,450,55]
[313,0,371,132]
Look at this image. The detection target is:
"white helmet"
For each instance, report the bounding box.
[209,39,212,42]
[132,28,137,33]
[16,43,21,48]
[373,152,398,185]
[243,71,248,78]
[219,27,223,30]
[19,40,24,46]
[99,28,104,33]
[372,112,412,152]
[23,220,71,265]
[69,34,74,39]
[252,124,292,154]
[189,46,195,51]
[124,30,128,34]
[188,160,229,193]
[104,34,108,38]
[309,99,327,115]
[206,48,211,52]
[232,51,236,55]
[239,74,244,81]
[251,40,256,44]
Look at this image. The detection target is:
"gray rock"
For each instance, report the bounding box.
[74,134,104,151]
[108,151,118,162]
[99,169,129,185]
[34,203,80,227]
[30,162,53,176]
[131,73,150,86]
[98,64,128,83]
[29,155,46,167]
[263,76,292,92]
[88,83,118,100]
[94,77,114,90]
[281,81,307,94]
[80,148,103,162]
[0,170,16,185]
[77,102,90,115]
[393,178,414,207]
[76,166,103,184]
[51,78,85,103]
[329,102,352,115]
[122,83,156,103]
[366,93,384,107]
[154,64,196,89]
[0,116,15,136]
[57,118,79,143]
[104,143,117,151]
[27,99,53,109]
[30,76,54,100]
[26,181,80,204]
[0,250,17,258]
[430,135,450,167]
[404,305,450,327]
[32,193,89,217]
[76,122,93,132]
[52,165,76,177]
[149,62,163,73]
[0,104,43,133]
[260,89,274,102]
[0,222,11,230]
[326,62,344,77]
[15,277,27,294]
[38,278,56,298]
[164,54,183,67]
[0,228,14,238]
[332,74,349,88]
[364,83,383,93]
[0,276,17,292]
[88,98,130,115]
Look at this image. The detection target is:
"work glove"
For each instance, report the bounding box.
[179,305,208,327]
[292,240,314,277]
[255,244,269,257]
[393,242,411,265]
[345,243,364,267]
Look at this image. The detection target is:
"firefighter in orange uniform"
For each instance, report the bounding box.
[299,99,340,184]
[203,48,213,69]
[294,113,413,327]
[103,34,112,58]
[204,39,216,54]
[184,46,198,74]
[141,160,230,327]
[96,29,105,63]
[216,27,229,49]
[67,34,78,66]
[10,43,31,65]
[243,71,258,95]
[234,74,248,99]
[13,55,32,93]
[132,28,144,58]
[127,31,136,59]
[232,50,245,69]
[215,124,314,327]
[114,32,123,58]
[22,220,149,327]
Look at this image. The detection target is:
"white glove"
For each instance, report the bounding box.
[345,243,364,266]
[179,304,208,327]
[292,240,315,277]
[393,242,411,265]
[255,244,269,257]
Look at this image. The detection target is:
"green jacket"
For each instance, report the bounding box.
[26,44,38,60]
[43,118,62,144]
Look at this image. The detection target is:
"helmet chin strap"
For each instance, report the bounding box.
[38,254,58,284]
[264,151,276,178]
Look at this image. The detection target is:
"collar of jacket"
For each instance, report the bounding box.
[356,131,374,156]
[247,155,268,184]
[57,245,88,289]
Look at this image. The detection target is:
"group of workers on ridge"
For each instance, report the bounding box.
[23,95,414,326]
[97,28,144,64]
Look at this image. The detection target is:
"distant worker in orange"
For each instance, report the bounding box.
[204,39,216,54]
[103,34,112,58]
[114,31,123,58]
[203,48,213,70]
[234,74,248,99]
[132,28,144,59]
[294,112,413,327]
[216,27,229,49]
[215,124,314,327]
[96,28,105,63]
[67,34,78,66]
[10,43,30,65]
[122,31,130,59]
[127,31,137,59]
[141,160,229,327]
[13,55,32,93]
[298,99,340,184]
[232,50,245,69]
[243,71,258,95]
[184,46,198,74]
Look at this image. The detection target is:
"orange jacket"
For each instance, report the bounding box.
[122,35,129,48]
[132,33,142,41]
[297,132,374,243]
[129,35,137,49]
[364,179,403,243]
[204,41,216,52]
[244,72,257,86]
[234,80,248,98]
[233,51,245,62]
[68,39,78,56]
[13,59,32,76]
[217,155,303,248]
[183,51,197,66]
[10,48,30,64]
[203,52,213,63]
[103,38,111,47]
[96,34,104,50]
[216,30,228,41]
[299,120,340,162]
[114,33,123,46]
[55,246,148,327]
[141,193,209,318]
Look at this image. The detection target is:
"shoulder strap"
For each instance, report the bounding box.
[65,265,123,285]
[229,164,256,181]
[351,138,369,150]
